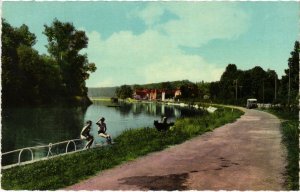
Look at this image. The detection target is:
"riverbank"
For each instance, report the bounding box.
[66,107,285,191]
[261,107,299,190]
[1,106,243,190]
[89,97,111,101]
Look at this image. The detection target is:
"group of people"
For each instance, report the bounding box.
[80,117,112,149]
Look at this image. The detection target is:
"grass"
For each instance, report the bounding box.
[263,107,299,190]
[89,97,111,101]
[1,107,243,190]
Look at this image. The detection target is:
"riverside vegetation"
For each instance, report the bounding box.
[262,107,299,190]
[1,107,243,190]
[2,19,96,107]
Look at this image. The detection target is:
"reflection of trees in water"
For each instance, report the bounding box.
[119,103,159,116]
[116,102,200,119]
[162,106,176,118]
[131,103,142,115]
[2,107,85,152]
[174,108,181,117]
[118,103,132,116]
[2,107,86,166]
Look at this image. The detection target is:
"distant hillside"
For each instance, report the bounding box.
[88,87,117,98]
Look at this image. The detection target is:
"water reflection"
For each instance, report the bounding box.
[2,107,86,165]
[108,102,194,119]
[2,107,86,152]
[2,101,203,166]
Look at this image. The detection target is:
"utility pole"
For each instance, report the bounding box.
[263,80,265,104]
[235,79,238,103]
[288,64,291,105]
[274,74,277,101]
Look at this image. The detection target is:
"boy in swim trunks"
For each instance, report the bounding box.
[96,117,112,144]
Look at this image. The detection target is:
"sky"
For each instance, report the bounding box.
[2,1,299,87]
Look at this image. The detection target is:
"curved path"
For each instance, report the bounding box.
[65,108,286,190]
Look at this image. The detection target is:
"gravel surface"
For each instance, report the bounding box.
[65,108,285,190]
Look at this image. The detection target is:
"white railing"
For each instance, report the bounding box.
[1,138,85,170]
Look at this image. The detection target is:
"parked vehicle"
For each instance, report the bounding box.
[247,98,258,109]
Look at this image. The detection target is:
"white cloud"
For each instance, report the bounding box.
[141,3,250,47]
[136,4,165,26]
[140,54,223,84]
[85,3,250,87]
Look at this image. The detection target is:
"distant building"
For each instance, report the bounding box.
[133,89,181,101]
[149,89,157,100]
[133,89,149,100]
[162,92,166,101]
[174,89,181,98]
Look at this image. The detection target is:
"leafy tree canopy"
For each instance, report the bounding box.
[2,19,96,107]
[116,85,133,99]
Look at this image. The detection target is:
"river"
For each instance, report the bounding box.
[1,101,202,166]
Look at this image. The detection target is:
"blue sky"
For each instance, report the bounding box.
[2,1,299,87]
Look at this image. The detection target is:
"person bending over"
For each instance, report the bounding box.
[80,120,94,149]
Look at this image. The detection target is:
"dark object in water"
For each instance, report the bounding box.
[154,120,174,131]
[111,97,118,103]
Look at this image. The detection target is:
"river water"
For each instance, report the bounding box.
[1,101,202,166]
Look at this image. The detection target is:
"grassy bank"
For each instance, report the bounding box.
[89,97,111,101]
[263,107,299,190]
[1,107,243,190]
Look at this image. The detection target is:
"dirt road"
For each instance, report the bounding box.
[65,108,286,190]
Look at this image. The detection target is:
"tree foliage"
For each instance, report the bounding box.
[116,85,133,99]
[279,41,299,105]
[1,19,96,107]
[43,19,96,98]
[179,82,199,99]
[208,64,280,105]
[206,40,299,106]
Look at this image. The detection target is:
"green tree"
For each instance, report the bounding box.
[219,64,241,102]
[209,81,220,100]
[161,81,174,90]
[250,66,266,102]
[279,41,299,106]
[264,69,278,103]
[2,19,95,107]
[213,64,278,105]
[179,82,198,99]
[116,85,133,99]
[43,19,96,102]
[197,81,210,99]
[2,19,38,106]
[132,84,143,90]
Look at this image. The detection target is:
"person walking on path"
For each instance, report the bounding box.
[96,117,112,144]
[80,120,94,149]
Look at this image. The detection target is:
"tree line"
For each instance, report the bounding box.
[210,41,299,107]
[115,41,299,108]
[2,19,96,107]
